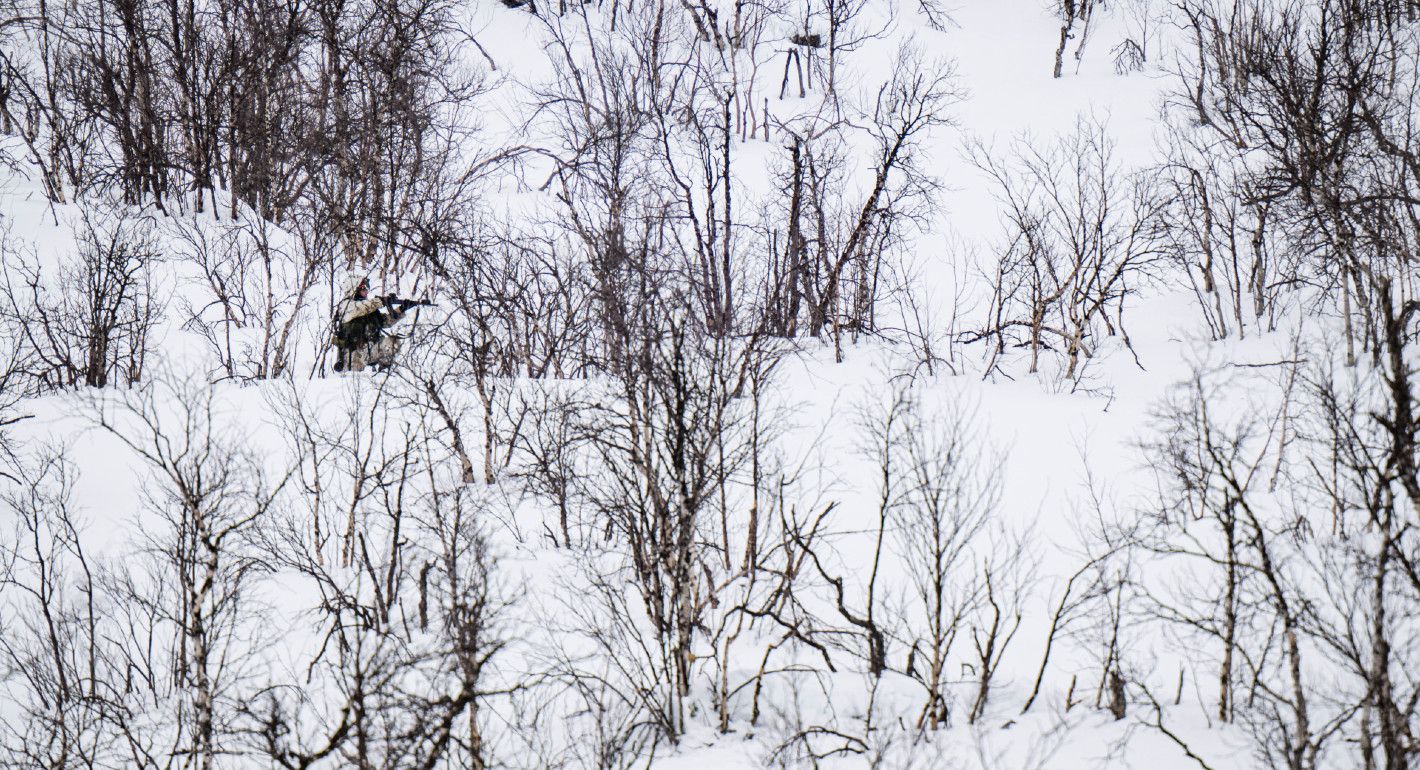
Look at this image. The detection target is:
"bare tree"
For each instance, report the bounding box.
[0,207,162,391]
[175,216,321,381]
[0,445,112,768]
[85,371,290,770]
[968,117,1164,383]
[867,387,1005,729]
[1160,128,1282,341]
[1053,0,1099,78]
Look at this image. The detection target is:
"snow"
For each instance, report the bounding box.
[0,0,1319,768]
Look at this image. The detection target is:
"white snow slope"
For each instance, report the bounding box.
[0,0,1330,768]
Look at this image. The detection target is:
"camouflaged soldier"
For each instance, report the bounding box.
[332,275,431,372]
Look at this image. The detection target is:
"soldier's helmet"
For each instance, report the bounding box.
[342,274,370,299]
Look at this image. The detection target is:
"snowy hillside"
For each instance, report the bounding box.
[1,0,1417,769]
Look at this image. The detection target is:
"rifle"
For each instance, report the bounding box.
[383,296,436,316]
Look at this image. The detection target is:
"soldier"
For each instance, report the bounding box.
[332,275,431,372]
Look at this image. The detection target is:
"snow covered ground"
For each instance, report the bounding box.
[0,0,1390,768]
